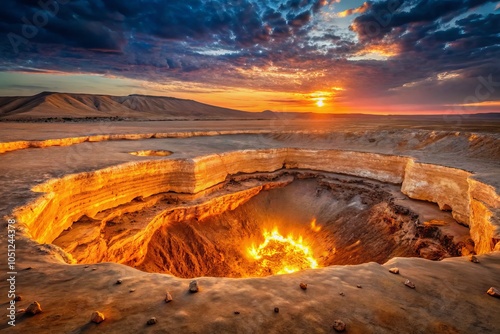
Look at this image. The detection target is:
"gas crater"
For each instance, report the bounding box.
[131,175,472,278]
[13,148,497,278]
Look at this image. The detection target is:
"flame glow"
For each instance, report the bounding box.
[310,218,322,232]
[248,228,318,275]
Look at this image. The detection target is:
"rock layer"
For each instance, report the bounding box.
[12,148,500,261]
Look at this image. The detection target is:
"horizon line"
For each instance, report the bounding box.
[1,90,499,117]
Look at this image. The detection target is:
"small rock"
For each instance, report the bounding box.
[24,267,33,271]
[332,320,346,332]
[26,301,42,315]
[470,255,479,263]
[90,311,105,324]
[389,268,400,274]
[189,280,199,293]
[17,309,25,313]
[129,289,136,293]
[14,295,22,301]
[234,311,240,315]
[339,292,345,296]
[487,287,500,298]
[274,307,280,313]
[404,280,416,289]
[116,279,122,285]
[84,265,89,268]
[147,317,157,325]
[165,291,173,303]
[299,283,308,290]
[92,268,97,271]
[357,285,362,289]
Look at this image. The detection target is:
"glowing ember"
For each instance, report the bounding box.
[248,228,318,275]
[310,218,322,232]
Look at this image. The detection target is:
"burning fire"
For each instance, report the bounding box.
[248,228,318,275]
[310,218,322,232]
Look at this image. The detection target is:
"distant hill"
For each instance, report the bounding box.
[0,92,268,121]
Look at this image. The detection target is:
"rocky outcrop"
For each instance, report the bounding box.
[401,161,471,224]
[468,178,500,253]
[401,161,500,254]
[12,148,500,258]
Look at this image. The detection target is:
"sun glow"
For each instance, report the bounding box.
[248,228,318,275]
[309,89,344,109]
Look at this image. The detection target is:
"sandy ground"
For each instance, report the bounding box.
[0,119,499,333]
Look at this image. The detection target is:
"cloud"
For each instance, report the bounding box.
[348,1,500,89]
[0,0,498,113]
[337,2,370,18]
[351,0,498,42]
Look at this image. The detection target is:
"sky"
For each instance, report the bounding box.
[0,0,499,114]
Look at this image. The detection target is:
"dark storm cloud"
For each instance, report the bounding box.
[0,0,324,53]
[346,0,500,106]
[0,0,126,52]
[352,0,498,41]
[0,0,327,82]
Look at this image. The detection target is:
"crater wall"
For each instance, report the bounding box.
[12,148,500,256]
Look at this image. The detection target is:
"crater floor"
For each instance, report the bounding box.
[1,119,499,333]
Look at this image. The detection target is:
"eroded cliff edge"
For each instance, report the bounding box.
[11,148,500,261]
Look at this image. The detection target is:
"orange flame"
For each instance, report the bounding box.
[248,228,318,275]
[310,218,322,232]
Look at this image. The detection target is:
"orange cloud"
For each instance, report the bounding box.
[451,101,500,108]
[355,43,401,58]
[337,2,370,18]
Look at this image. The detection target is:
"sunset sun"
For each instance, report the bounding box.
[316,99,325,107]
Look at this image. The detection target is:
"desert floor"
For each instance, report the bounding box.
[0,118,499,333]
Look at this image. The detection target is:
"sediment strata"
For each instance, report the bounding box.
[11,148,500,261]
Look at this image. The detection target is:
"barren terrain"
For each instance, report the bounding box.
[1,115,499,333]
